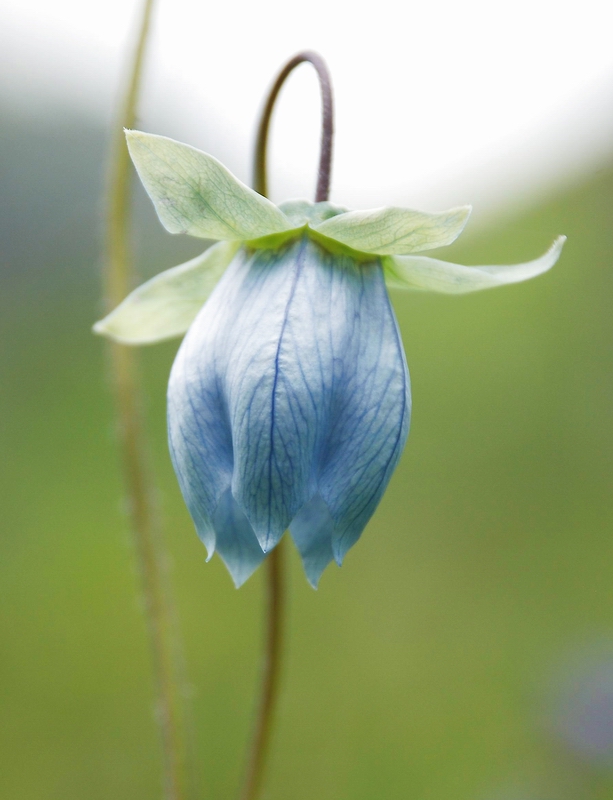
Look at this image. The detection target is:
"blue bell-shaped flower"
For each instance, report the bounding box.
[95,131,565,586]
[168,234,409,586]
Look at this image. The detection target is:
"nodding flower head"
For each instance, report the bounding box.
[95,130,565,587]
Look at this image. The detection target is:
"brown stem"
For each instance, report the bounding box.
[105,1,189,797]
[253,50,334,202]
[239,542,287,800]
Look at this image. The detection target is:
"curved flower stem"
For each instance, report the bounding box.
[239,52,335,800]
[253,50,334,202]
[105,1,189,798]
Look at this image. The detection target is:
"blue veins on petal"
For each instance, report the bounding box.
[212,490,268,588]
[167,233,411,586]
[290,495,335,589]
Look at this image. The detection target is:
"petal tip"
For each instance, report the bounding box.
[90,317,142,345]
[554,234,567,249]
[302,561,331,588]
[248,522,285,555]
[538,235,566,272]
[304,559,332,589]
[452,204,472,231]
[124,129,143,149]
[548,235,566,264]
[230,568,253,589]
[92,317,126,343]
[218,546,263,586]
[259,533,283,554]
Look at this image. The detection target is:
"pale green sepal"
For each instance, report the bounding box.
[126,130,293,240]
[93,241,240,344]
[312,204,472,255]
[384,236,566,294]
[278,199,349,227]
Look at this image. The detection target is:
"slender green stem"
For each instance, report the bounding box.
[239,52,335,800]
[105,2,189,798]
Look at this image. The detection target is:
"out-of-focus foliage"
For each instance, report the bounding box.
[1,109,612,800]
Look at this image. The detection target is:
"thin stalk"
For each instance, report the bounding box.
[105,1,189,798]
[239,51,335,800]
[239,543,287,800]
[253,51,334,202]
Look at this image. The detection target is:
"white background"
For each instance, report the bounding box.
[1,0,612,218]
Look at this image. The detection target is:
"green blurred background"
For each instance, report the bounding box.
[1,105,613,800]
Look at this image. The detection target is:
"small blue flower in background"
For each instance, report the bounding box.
[547,642,613,767]
[95,131,565,587]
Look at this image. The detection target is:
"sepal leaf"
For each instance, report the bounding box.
[384,236,566,293]
[126,130,293,240]
[278,199,349,227]
[313,205,471,255]
[93,241,239,344]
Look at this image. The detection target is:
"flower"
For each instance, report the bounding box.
[547,642,613,767]
[95,130,565,587]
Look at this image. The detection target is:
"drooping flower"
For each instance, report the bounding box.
[95,130,565,587]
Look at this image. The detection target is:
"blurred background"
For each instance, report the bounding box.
[1,0,613,798]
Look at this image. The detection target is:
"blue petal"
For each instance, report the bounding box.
[212,489,267,587]
[317,281,411,565]
[289,494,335,588]
[167,355,230,558]
[224,238,321,551]
[168,233,410,585]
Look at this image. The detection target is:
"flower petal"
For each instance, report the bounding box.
[168,323,237,561]
[93,241,239,344]
[224,239,321,552]
[289,494,335,589]
[227,237,410,559]
[385,236,566,293]
[312,205,471,255]
[168,232,410,584]
[313,267,411,565]
[168,368,271,587]
[126,130,293,240]
[212,490,267,588]
[168,243,306,558]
